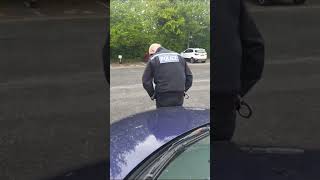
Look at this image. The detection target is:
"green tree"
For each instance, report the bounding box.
[110,0,210,62]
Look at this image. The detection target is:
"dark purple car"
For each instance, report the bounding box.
[110,107,210,180]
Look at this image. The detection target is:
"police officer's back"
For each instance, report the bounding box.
[142,44,193,108]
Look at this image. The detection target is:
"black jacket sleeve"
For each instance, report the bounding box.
[240,0,265,97]
[185,61,193,92]
[142,61,155,97]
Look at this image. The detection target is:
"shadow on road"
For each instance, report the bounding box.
[213,142,320,180]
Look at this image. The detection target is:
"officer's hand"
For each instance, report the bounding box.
[151,94,156,101]
[184,92,190,99]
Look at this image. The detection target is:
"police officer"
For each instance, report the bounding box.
[211,0,265,141]
[142,43,193,108]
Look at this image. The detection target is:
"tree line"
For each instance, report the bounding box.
[110,0,210,62]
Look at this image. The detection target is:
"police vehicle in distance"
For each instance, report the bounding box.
[180,48,207,63]
[257,0,306,5]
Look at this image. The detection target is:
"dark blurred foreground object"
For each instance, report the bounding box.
[257,0,306,5]
[24,0,38,8]
[212,0,264,141]
[102,35,109,84]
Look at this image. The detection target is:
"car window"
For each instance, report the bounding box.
[195,49,206,53]
[185,49,193,53]
[157,136,210,179]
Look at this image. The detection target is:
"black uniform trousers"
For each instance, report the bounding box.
[155,92,184,108]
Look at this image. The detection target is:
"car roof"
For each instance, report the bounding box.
[110,107,210,180]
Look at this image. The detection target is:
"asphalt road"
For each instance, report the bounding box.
[213,1,320,179]
[110,62,210,123]
[0,3,108,180]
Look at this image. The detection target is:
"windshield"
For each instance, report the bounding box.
[195,49,206,53]
[157,135,210,179]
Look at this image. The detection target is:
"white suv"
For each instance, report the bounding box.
[180,48,207,63]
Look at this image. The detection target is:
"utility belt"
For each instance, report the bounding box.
[151,91,188,100]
